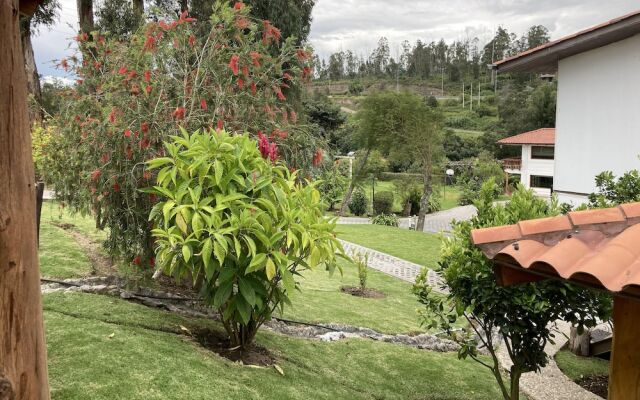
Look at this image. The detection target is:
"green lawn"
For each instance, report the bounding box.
[44,292,502,400]
[336,224,442,269]
[41,201,107,242]
[554,349,610,381]
[281,259,425,334]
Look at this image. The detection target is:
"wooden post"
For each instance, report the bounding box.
[0,0,51,398]
[608,296,640,400]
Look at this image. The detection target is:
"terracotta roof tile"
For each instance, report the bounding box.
[471,202,640,297]
[497,128,555,145]
[568,207,626,226]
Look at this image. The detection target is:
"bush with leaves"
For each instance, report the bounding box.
[372,191,394,215]
[43,2,319,264]
[31,124,53,181]
[588,169,640,207]
[148,129,344,349]
[317,165,348,211]
[370,213,399,227]
[348,80,364,95]
[457,152,504,205]
[348,188,368,216]
[353,251,368,291]
[414,181,611,400]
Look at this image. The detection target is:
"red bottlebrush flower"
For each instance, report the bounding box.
[200,99,207,110]
[133,255,141,266]
[149,193,158,203]
[143,35,156,51]
[113,182,121,193]
[262,20,281,45]
[124,129,132,137]
[269,142,278,162]
[278,129,288,139]
[128,70,137,79]
[250,81,257,95]
[237,78,244,90]
[90,169,101,182]
[302,66,312,80]
[76,79,84,86]
[250,51,261,67]
[93,61,102,69]
[283,72,293,81]
[100,153,109,163]
[60,58,70,71]
[141,122,149,133]
[296,49,311,61]
[125,144,133,160]
[234,1,243,9]
[216,119,224,131]
[290,110,298,124]
[188,35,196,46]
[138,138,150,150]
[179,10,196,23]
[149,257,155,268]
[273,85,286,101]
[235,16,250,30]
[118,66,128,75]
[143,70,151,82]
[143,170,152,180]
[172,107,186,120]
[242,66,249,77]
[108,108,117,124]
[258,132,270,158]
[228,54,240,75]
[312,149,323,167]
[145,85,152,94]
[74,115,81,124]
[159,20,170,30]
[173,38,180,49]
[281,109,288,123]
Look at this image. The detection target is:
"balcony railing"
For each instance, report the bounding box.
[501,157,522,170]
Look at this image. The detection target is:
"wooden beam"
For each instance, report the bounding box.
[608,296,640,399]
[0,0,50,398]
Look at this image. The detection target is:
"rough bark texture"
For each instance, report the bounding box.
[77,0,93,33]
[569,326,591,357]
[20,20,42,123]
[0,0,51,398]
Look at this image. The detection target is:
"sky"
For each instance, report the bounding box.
[34,0,640,79]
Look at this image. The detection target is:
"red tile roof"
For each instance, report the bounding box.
[497,128,555,145]
[471,202,640,296]
[494,10,640,73]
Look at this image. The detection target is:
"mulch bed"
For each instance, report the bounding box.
[192,328,276,366]
[576,375,608,398]
[340,286,386,299]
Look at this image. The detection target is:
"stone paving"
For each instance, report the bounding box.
[339,239,447,293]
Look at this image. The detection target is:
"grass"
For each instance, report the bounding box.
[554,349,610,381]
[44,291,503,400]
[39,222,94,279]
[280,259,425,334]
[336,224,442,269]
[41,201,107,243]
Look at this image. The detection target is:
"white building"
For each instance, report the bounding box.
[493,10,640,205]
[499,128,555,198]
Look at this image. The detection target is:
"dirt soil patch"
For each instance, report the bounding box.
[192,328,276,366]
[341,286,386,299]
[576,375,608,398]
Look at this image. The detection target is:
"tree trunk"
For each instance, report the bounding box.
[20,19,43,124]
[569,326,591,356]
[0,0,51,398]
[132,0,143,18]
[339,149,370,216]
[416,162,432,231]
[77,0,94,34]
[179,0,187,12]
[509,367,521,400]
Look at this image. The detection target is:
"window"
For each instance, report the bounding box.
[531,146,554,160]
[530,175,553,189]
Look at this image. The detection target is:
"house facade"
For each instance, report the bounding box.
[499,128,555,198]
[493,11,640,205]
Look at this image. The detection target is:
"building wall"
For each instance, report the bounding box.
[555,33,640,205]
[520,144,554,195]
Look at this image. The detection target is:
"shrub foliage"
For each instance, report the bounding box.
[348,188,368,216]
[148,129,344,349]
[372,191,394,215]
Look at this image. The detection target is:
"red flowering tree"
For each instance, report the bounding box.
[44,1,321,264]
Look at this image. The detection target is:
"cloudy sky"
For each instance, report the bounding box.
[34,0,639,78]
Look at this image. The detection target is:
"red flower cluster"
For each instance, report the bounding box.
[250,51,261,67]
[262,21,281,45]
[296,49,311,61]
[91,169,102,182]
[258,132,278,162]
[234,1,244,9]
[312,149,323,167]
[172,107,186,120]
[229,54,240,75]
[178,10,196,24]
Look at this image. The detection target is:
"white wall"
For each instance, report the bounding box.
[520,145,554,194]
[555,33,640,205]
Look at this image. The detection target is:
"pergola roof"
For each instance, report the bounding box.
[493,10,640,73]
[497,128,555,146]
[471,202,640,298]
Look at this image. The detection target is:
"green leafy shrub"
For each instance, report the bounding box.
[425,95,438,108]
[372,191,394,215]
[348,80,364,95]
[370,213,399,227]
[31,124,53,181]
[317,166,348,210]
[348,188,368,216]
[474,104,495,118]
[353,251,369,291]
[148,129,344,349]
[588,169,640,207]
[444,116,477,130]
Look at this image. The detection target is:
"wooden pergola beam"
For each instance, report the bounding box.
[0,0,50,398]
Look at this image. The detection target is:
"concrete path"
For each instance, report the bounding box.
[338,239,447,293]
[496,320,603,400]
[337,204,477,234]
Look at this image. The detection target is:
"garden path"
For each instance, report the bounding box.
[496,320,603,400]
[338,239,447,293]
